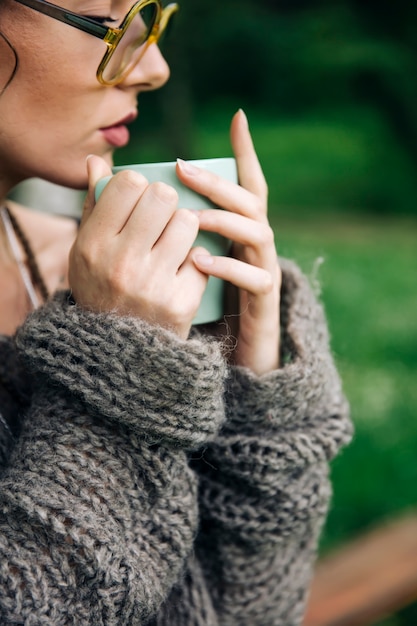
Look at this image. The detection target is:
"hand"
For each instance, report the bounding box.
[176,110,282,375]
[68,156,208,339]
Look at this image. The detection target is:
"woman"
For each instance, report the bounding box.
[0,0,352,623]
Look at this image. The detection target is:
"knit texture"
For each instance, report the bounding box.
[0,258,352,625]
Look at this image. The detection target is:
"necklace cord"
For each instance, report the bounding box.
[0,205,49,308]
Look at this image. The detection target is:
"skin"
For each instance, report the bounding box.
[0,0,281,375]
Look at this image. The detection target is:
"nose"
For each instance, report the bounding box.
[119,43,170,91]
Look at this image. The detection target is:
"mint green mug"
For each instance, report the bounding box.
[95,157,238,325]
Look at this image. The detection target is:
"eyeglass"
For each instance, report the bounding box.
[13,0,179,86]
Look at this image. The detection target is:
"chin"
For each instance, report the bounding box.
[47,153,114,191]
[48,173,89,191]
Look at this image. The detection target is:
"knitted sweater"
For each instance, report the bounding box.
[0,258,352,625]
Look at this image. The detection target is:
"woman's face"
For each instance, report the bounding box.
[0,0,170,191]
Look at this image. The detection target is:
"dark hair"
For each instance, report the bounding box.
[0,31,18,93]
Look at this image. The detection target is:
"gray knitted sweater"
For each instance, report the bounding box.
[0,258,352,625]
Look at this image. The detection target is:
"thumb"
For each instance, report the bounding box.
[81,155,113,223]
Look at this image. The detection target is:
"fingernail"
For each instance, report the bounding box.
[195,254,214,267]
[238,108,248,128]
[177,158,200,176]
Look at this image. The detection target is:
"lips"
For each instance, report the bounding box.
[100,111,137,148]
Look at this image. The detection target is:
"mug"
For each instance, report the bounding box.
[95,157,238,324]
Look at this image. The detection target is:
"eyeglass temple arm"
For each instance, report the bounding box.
[156,3,179,39]
[13,0,108,39]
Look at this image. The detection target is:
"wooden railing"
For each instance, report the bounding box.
[303,513,417,626]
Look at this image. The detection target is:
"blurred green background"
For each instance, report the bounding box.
[115,0,417,623]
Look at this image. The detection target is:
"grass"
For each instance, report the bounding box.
[276,215,417,626]
[276,216,417,542]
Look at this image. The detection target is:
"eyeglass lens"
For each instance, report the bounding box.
[101,2,159,83]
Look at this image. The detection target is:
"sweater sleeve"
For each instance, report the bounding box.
[184,258,353,626]
[0,293,227,625]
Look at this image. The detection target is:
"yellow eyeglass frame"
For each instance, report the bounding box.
[13,0,179,86]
